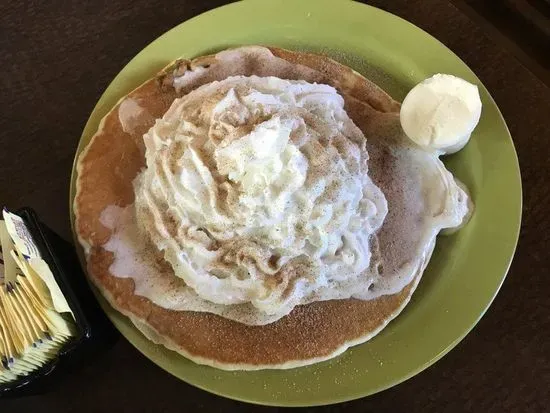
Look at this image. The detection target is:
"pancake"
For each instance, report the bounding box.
[74,46,469,369]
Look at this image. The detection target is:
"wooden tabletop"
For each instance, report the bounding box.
[1,0,549,411]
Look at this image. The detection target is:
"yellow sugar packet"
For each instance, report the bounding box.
[0,324,14,382]
[12,253,53,310]
[0,302,28,375]
[0,304,9,354]
[28,258,73,317]
[12,254,74,336]
[0,287,32,354]
[14,277,49,335]
[4,302,44,370]
[0,246,4,284]
[0,327,8,365]
[17,277,52,333]
[0,289,29,355]
[0,221,17,284]
[11,287,43,344]
[17,277,73,339]
[15,267,74,339]
[0,305,14,363]
[17,278,67,341]
[0,357,17,383]
[3,210,74,319]
[44,309,74,339]
[17,284,62,357]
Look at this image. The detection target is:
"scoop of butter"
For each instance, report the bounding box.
[400,74,482,154]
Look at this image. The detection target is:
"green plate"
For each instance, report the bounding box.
[70,0,521,406]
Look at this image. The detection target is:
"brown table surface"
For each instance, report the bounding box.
[1,0,549,411]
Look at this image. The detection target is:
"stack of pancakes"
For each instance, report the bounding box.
[75,46,469,370]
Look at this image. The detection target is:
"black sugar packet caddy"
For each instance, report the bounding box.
[0,208,117,397]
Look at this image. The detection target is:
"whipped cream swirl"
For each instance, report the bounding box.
[133,76,387,315]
